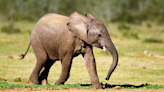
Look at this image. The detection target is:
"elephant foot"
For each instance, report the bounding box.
[41,79,50,86]
[55,81,64,85]
[29,75,39,84]
[92,83,103,89]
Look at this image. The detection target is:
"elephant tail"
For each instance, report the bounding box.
[20,41,31,60]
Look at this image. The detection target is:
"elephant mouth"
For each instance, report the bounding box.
[99,46,105,51]
[99,46,106,51]
[100,46,103,49]
[91,44,102,49]
[91,42,105,51]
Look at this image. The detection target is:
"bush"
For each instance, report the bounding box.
[121,30,139,39]
[143,38,163,43]
[118,23,131,30]
[146,22,152,28]
[160,29,164,33]
[118,23,139,39]
[1,23,21,34]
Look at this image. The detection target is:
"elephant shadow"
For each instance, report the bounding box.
[81,83,149,89]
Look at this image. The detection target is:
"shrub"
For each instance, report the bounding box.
[117,23,139,39]
[146,22,152,28]
[1,23,21,34]
[118,23,131,30]
[121,30,139,39]
[160,29,164,33]
[143,38,163,43]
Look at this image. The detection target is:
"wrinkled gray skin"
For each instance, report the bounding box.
[21,12,118,89]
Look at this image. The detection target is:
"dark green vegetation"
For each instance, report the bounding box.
[143,38,163,43]
[1,81,164,89]
[1,0,164,23]
[1,22,21,34]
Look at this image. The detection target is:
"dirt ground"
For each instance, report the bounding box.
[0,88,164,92]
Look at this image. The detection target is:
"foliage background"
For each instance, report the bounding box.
[0,0,164,23]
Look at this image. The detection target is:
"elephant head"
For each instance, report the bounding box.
[67,12,118,80]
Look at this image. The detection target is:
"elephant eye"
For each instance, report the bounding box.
[98,34,102,37]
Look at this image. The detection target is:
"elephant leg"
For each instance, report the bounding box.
[55,56,72,85]
[85,60,102,88]
[83,51,102,89]
[39,60,55,86]
[30,40,48,84]
[30,56,47,84]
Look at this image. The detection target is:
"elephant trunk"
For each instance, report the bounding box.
[105,39,118,80]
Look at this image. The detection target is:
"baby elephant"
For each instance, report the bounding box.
[21,12,118,89]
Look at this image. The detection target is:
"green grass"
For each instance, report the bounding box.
[1,81,164,89]
[0,21,164,89]
[0,81,91,89]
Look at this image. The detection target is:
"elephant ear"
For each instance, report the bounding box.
[67,12,90,43]
[86,13,96,19]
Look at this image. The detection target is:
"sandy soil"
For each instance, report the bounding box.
[0,88,164,92]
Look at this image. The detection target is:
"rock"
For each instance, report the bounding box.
[0,78,7,81]
[144,51,149,54]
[149,54,154,57]
[113,86,122,90]
[14,78,21,82]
